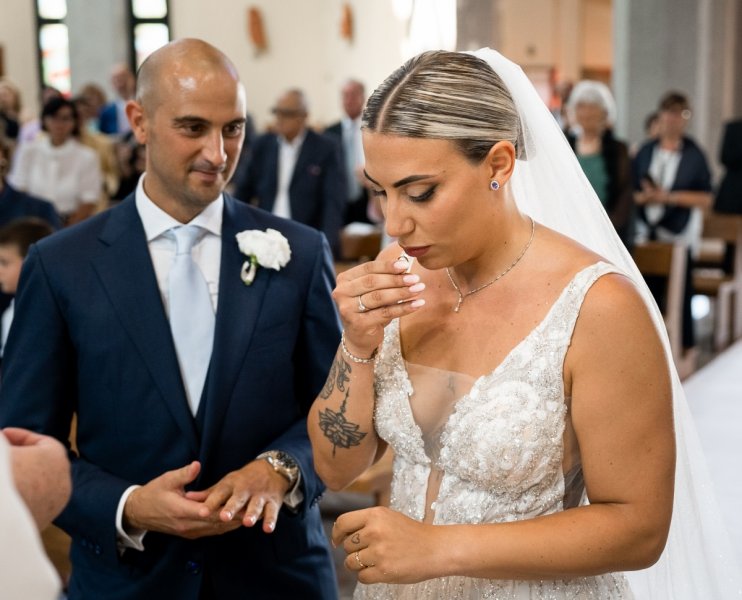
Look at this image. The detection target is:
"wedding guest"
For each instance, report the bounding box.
[234,89,346,256]
[99,63,135,136]
[8,97,102,226]
[565,80,634,248]
[0,38,339,600]
[633,91,713,350]
[309,49,739,599]
[325,79,371,225]
[0,218,55,357]
[0,427,71,600]
[15,86,63,150]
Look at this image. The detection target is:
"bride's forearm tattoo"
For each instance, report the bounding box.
[318,388,367,456]
[319,353,351,399]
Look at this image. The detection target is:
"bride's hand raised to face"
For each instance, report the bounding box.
[333,255,426,358]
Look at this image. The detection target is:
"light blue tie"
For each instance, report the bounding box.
[168,225,215,415]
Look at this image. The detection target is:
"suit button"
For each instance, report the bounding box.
[94,545,102,555]
[185,560,201,575]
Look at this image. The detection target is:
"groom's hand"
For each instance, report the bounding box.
[123,461,242,539]
[185,460,290,533]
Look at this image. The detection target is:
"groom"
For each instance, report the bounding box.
[0,39,340,599]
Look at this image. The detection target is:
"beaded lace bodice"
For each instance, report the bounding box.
[354,262,634,599]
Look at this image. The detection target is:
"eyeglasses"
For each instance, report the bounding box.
[271,107,304,118]
[662,107,692,120]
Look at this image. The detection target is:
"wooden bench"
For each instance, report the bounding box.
[633,241,696,379]
[693,212,742,349]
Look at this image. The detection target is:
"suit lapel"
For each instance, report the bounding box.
[91,201,199,454]
[199,196,271,458]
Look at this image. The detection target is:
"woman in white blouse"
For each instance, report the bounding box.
[9,97,102,225]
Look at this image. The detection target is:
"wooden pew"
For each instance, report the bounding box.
[633,241,696,379]
[693,212,742,349]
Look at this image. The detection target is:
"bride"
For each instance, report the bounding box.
[308,49,741,599]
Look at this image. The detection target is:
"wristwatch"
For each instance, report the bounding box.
[256,450,299,487]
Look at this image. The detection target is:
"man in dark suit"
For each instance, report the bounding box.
[324,79,371,225]
[0,39,340,600]
[234,89,346,256]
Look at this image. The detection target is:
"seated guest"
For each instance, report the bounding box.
[8,97,102,226]
[0,218,55,357]
[565,80,634,249]
[234,89,346,255]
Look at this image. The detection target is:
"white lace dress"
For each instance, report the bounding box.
[354,262,634,600]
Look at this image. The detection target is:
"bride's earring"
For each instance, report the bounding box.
[489,179,500,191]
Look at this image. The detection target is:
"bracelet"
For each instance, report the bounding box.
[340,331,378,364]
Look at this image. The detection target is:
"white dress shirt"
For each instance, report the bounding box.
[8,136,102,216]
[116,175,222,551]
[273,130,306,219]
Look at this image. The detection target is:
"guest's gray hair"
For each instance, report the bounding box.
[566,80,617,126]
[362,50,524,162]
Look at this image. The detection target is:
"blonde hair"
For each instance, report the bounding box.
[362,50,524,162]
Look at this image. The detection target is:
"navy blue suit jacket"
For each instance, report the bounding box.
[235,129,346,256]
[0,194,341,599]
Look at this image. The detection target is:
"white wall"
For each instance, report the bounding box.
[0,0,410,130]
[170,0,409,130]
[0,0,42,121]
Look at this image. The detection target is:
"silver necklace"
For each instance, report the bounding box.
[445,217,536,313]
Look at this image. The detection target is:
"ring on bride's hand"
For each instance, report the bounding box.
[355,551,373,569]
[357,295,368,313]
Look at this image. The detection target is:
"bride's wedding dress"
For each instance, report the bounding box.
[354,262,634,600]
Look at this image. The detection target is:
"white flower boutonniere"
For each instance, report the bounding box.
[236,228,291,285]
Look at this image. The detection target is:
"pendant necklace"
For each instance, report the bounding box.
[445,217,536,313]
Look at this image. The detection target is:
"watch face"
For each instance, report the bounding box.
[273,451,298,468]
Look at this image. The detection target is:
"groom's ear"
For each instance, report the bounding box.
[126,100,148,145]
[486,141,516,186]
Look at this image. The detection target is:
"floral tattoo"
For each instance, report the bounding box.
[318,389,367,456]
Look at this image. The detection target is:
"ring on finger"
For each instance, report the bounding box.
[355,550,373,569]
[357,294,368,313]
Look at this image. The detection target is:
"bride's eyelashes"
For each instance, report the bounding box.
[369,184,437,203]
[408,185,437,203]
